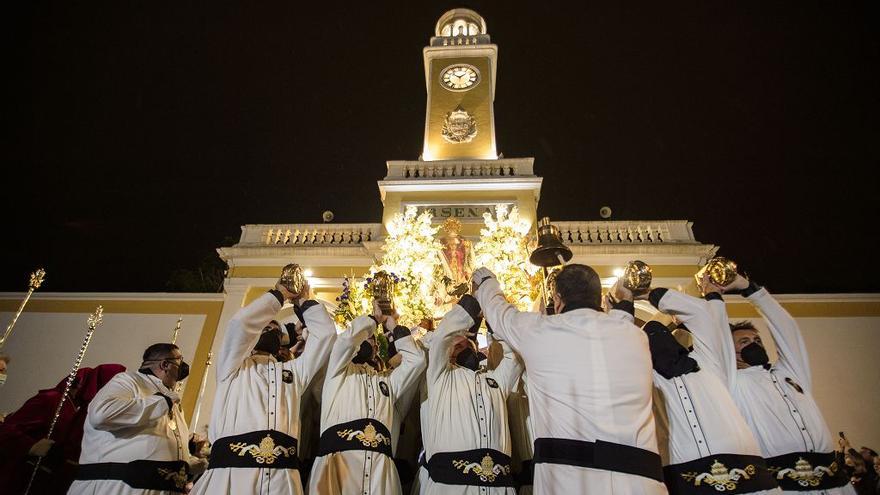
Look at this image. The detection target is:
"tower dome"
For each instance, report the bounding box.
[434,8,487,38]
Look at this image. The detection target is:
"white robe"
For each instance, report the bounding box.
[411,332,435,495]
[309,316,426,495]
[714,288,854,495]
[507,378,534,495]
[474,278,668,494]
[423,304,524,495]
[191,292,336,495]
[68,371,199,495]
[410,376,430,495]
[650,289,780,494]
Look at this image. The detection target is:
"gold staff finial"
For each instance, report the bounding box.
[171,317,183,345]
[25,305,104,494]
[29,268,46,290]
[0,268,47,351]
[88,306,104,329]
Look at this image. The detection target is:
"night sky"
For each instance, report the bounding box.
[4,1,878,294]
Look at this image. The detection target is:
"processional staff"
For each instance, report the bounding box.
[0,268,46,351]
[24,305,104,495]
[189,350,213,434]
[171,317,184,394]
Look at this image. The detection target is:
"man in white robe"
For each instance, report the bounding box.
[471,264,667,494]
[69,343,206,495]
[191,277,336,495]
[423,295,524,494]
[620,281,781,494]
[700,273,854,495]
[308,307,426,495]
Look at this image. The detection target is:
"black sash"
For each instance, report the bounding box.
[664,453,778,494]
[765,451,847,491]
[428,449,516,487]
[209,429,299,470]
[317,418,393,458]
[533,437,664,483]
[76,460,189,493]
[516,459,534,486]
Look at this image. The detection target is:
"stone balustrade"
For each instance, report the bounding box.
[554,220,697,244]
[234,220,695,248]
[237,224,383,246]
[384,158,535,180]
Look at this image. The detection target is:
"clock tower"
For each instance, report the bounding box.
[422,9,498,161]
[378,8,540,236]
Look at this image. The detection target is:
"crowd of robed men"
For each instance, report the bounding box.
[60,260,855,495]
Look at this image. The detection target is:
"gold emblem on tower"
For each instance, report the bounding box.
[441,106,478,143]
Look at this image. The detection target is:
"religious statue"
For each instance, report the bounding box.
[437,218,474,299]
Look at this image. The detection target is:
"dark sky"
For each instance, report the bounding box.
[3,1,879,294]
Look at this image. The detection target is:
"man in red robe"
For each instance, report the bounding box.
[0,363,125,494]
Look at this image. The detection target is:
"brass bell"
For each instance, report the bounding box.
[529,217,573,268]
[279,263,307,294]
[622,260,652,296]
[694,257,738,287]
[368,270,397,316]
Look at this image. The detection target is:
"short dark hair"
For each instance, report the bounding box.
[862,447,878,457]
[730,321,758,333]
[142,343,179,362]
[554,264,602,311]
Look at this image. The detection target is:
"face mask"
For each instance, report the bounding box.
[741,342,770,367]
[173,361,190,381]
[0,373,6,386]
[154,359,190,382]
[352,340,375,364]
[455,347,481,371]
[254,329,283,356]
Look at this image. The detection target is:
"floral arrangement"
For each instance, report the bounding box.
[373,206,443,327]
[474,204,541,311]
[333,275,371,326]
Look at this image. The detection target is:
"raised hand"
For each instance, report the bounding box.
[698,272,726,296]
[610,278,635,302]
[372,300,388,325]
[275,282,298,302]
[471,267,496,293]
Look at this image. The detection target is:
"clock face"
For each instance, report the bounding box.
[441,65,480,91]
